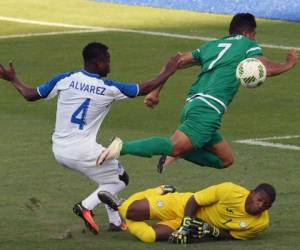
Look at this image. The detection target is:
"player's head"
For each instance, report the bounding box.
[246,183,276,215]
[229,13,257,40]
[82,42,110,77]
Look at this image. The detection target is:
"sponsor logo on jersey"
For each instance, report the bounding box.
[157,200,164,208]
[240,221,247,228]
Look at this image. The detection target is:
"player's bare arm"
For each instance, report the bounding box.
[144,52,197,108]
[138,55,179,96]
[177,51,198,69]
[256,49,298,76]
[0,63,41,101]
[179,196,234,241]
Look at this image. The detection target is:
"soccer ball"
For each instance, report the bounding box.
[236,58,267,88]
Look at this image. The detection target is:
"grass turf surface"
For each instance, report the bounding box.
[0,1,299,249]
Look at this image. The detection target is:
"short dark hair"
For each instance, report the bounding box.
[82,42,109,63]
[229,13,257,35]
[255,183,276,203]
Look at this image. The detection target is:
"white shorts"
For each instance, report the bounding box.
[53,143,125,185]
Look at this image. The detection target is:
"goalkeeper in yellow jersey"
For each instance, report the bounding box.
[98,182,275,243]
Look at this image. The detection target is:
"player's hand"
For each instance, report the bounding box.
[187,218,220,239]
[181,216,192,228]
[168,227,191,244]
[286,49,298,68]
[0,62,17,82]
[144,92,159,108]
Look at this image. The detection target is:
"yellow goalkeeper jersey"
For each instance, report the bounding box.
[194,182,269,239]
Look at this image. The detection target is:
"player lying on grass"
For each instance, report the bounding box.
[97,13,298,173]
[0,42,179,234]
[98,182,275,243]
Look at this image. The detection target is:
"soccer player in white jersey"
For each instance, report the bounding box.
[0,42,179,234]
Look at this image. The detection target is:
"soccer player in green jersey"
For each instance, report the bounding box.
[98,13,298,172]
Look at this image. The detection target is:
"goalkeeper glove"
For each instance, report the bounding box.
[181,216,192,228]
[188,218,220,239]
[168,226,192,244]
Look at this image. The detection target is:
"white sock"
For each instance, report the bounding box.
[100,182,126,226]
[81,181,126,225]
[81,187,102,210]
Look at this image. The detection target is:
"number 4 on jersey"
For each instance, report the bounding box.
[71,98,90,130]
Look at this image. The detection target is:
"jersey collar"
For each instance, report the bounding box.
[81,69,101,79]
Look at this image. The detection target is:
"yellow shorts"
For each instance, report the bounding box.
[147,192,192,230]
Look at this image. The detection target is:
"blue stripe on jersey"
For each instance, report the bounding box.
[103,79,139,98]
[37,72,74,98]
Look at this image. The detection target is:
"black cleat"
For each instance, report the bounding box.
[98,191,123,211]
[107,222,128,232]
[157,155,167,173]
[160,185,176,195]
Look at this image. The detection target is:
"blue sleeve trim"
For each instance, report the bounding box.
[103,79,139,98]
[37,72,74,98]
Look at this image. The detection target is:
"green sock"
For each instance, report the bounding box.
[121,137,173,158]
[182,148,224,169]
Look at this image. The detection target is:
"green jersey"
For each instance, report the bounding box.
[189,35,263,112]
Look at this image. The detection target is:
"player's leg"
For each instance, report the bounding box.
[98,181,128,231]
[86,159,129,231]
[205,138,234,168]
[97,129,193,165]
[96,103,196,165]
[182,133,234,168]
[124,219,174,242]
[99,187,178,242]
[120,103,194,158]
[156,130,193,173]
[122,129,192,157]
[98,100,222,166]
[99,186,176,221]
[55,151,130,233]
[121,127,193,156]
[152,224,175,241]
[160,135,234,171]
[120,197,176,242]
[53,154,101,234]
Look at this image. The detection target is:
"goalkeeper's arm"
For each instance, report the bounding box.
[196,221,235,241]
[182,195,235,241]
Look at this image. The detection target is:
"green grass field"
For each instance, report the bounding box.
[0,1,299,249]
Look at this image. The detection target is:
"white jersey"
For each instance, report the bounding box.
[37,70,139,160]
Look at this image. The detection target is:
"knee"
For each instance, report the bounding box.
[171,145,191,157]
[222,154,234,168]
[126,200,150,221]
[137,230,156,243]
[119,170,129,186]
[171,148,182,157]
[126,207,137,220]
[130,225,156,243]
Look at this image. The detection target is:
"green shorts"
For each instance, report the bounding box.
[178,99,223,148]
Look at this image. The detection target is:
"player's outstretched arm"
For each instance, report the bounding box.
[143,52,197,108]
[138,55,180,96]
[0,63,40,101]
[181,196,234,242]
[256,49,298,77]
[176,51,198,69]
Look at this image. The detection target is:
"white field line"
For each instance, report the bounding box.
[0,16,299,51]
[235,135,300,151]
[0,29,107,39]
